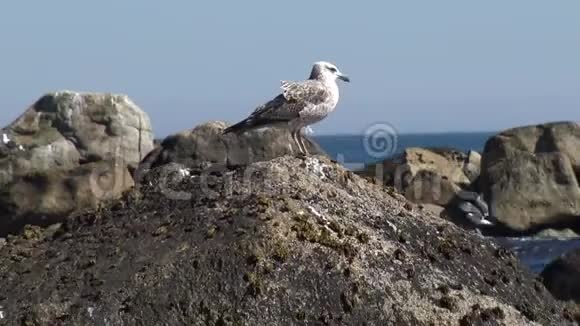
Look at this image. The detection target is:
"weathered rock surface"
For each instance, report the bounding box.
[0,155,572,325]
[533,228,580,240]
[481,121,580,232]
[541,248,580,303]
[464,150,482,183]
[140,121,325,171]
[358,147,480,206]
[0,91,154,235]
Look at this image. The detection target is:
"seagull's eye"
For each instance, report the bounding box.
[327,66,337,73]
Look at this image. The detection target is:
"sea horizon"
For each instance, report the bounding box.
[313,129,500,137]
[312,131,496,167]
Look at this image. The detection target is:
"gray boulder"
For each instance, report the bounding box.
[463,150,482,183]
[480,122,580,232]
[138,121,325,172]
[0,91,154,234]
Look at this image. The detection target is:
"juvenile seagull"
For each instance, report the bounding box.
[223,61,350,154]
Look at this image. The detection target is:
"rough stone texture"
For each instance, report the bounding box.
[541,248,580,303]
[464,150,482,184]
[357,148,480,206]
[0,156,572,325]
[0,161,133,231]
[533,228,580,240]
[138,121,325,172]
[481,122,580,232]
[0,91,154,235]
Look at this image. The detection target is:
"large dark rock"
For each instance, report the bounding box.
[0,156,572,325]
[541,249,580,302]
[138,121,325,172]
[481,122,580,232]
[0,91,154,235]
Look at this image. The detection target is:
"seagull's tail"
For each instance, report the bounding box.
[223,119,251,135]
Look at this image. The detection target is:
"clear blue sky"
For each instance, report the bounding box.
[1,1,579,137]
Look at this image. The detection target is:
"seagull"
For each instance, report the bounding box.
[456,190,495,226]
[458,201,494,226]
[223,61,350,154]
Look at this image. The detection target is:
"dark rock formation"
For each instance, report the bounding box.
[0,91,154,235]
[0,155,572,325]
[481,121,580,232]
[541,248,580,302]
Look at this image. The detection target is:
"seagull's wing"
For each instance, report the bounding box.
[224,80,329,134]
[250,80,330,119]
[280,80,331,105]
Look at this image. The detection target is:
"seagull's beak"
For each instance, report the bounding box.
[337,73,350,82]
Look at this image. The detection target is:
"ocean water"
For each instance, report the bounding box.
[313,132,580,274]
[313,131,495,168]
[495,237,580,274]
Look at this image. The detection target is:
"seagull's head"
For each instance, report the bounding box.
[310,61,350,83]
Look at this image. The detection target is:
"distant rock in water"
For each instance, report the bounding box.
[0,156,572,325]
[0,91,154,235]
[356,147,492,231]
[481,121,580,232]
[357,147,481,207]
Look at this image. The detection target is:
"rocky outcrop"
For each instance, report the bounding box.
[137,121,325,173]
[0,156,572,325]
[541,249,580,302]
[463,150,482,183]
[0,91,154,235]
[358,147,481,206]
[481,122,580,232]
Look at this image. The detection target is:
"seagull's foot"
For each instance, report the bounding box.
[297,134,310,156]
[291,131,305,156]
[295,151,308,159]
[295,141,308,158]
[293,142,306,157]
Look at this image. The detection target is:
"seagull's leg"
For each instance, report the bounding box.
[291,130,303,154]
[297,128,308,155]
[298,131,309,155]
[298,134,306,154]
[289,130,295,152]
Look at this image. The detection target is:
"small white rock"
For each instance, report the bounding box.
[1,133,9,144]
[307,205,322,218]
[384,220,398,233]
[178,168,191,178]
[307,205,329,225]
[304,157,327,180]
